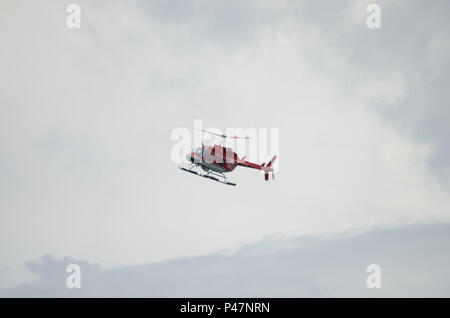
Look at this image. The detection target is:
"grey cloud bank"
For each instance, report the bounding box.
[2,223,450,297]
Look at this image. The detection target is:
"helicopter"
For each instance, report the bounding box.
[179,129,277,186]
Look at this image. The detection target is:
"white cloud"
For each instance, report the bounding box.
[1,0,449,289]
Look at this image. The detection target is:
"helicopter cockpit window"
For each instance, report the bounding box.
[194,147,202,155]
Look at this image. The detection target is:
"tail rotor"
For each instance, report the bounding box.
[263,155,277,181]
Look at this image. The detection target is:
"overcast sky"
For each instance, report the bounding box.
[0,0,449,296]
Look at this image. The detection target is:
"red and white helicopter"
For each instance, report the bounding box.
[179,129,277,186]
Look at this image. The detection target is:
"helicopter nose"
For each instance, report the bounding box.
[186,154,194,162]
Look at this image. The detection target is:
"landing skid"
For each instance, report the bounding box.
[179,165,236,186]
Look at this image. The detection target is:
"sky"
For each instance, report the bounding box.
[0,0,449,296]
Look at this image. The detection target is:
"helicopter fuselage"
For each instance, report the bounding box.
[186,145,239,173]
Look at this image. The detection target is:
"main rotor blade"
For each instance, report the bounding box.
[228,136,250,140]
[194,128,250,140]
[194,128,225,138]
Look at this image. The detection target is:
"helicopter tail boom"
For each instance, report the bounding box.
[238,155,277,181]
